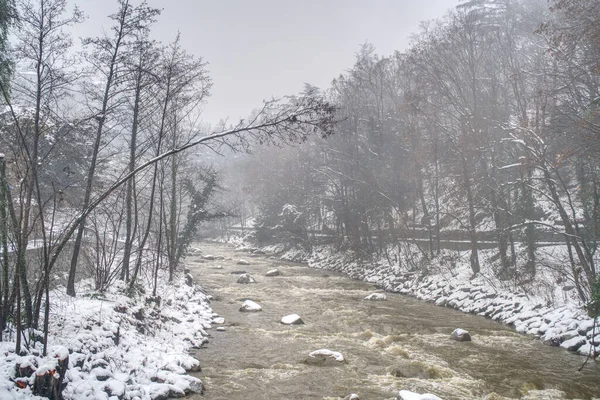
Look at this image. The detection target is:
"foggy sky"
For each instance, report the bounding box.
[71,0,459,127]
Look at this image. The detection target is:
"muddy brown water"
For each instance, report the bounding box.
[187,243,600,400]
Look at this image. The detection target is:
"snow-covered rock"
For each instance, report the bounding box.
[450,328,472,342]
[281,314,304,325]
[216,327,225,332]
[237,259,250,265]
[213,317,225,324]
[266,269,281,277]
[576,343,599,356]
[239,300,262,312]
[0,266,215,399]
[305,349,345,365]
[236,273,256,284]
[104,379,126,397]
[364,293,387,301]
[397,390,443,400]
[560,336,586,351]
[91,367,113,381]
[577,319,597,336]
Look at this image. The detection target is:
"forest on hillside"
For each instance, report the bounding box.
[224,0,600,307]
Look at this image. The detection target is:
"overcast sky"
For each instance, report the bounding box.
[72,0,459,127]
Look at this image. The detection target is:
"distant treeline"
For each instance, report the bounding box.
[235,0,600,302]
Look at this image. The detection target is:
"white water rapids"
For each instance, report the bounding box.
[187,243,599,400]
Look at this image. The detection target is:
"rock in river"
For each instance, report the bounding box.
[237,259,250,265]
[364,293,387,301]
[236,273,256,284]
[281,314,304,325]
[239,300,262,312]
[266,269,281,277]
[397,390,443,400]
[450,328,472,342]
[304,349,345,365]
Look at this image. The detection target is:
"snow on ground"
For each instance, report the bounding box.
[0,268,216,399]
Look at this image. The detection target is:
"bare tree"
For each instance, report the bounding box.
[0,0,82,350]
[67,0,159,296]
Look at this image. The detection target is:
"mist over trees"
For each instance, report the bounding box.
[236,0,600,304]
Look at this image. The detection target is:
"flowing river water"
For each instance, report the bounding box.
[187,243,600,400]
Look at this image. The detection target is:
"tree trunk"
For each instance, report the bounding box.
[462,158,480,275]
[33,352,68,400]
[0,156,9,337]
[543,167,594,286]
[130,69,173,290]
[168,154,178,280]
[122,63,143,282]
[67,2,129,297]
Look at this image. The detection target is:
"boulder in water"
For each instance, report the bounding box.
[239,300,262,312]
[237,259,250,265]
[281,314,304,325]
[236,273,256,284]
[343,395,360,400]
[304,349,344,365]
[450,328,472,342]
[397,390,443,400]
[187,380,203,395]
[266,269,281,277]
[364,293,387,301]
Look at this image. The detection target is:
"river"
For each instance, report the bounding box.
[187,242,600,400]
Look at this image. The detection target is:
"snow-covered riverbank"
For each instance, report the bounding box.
[307,246,599,358]
[0,269,216,399]
[228,237,599,361]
